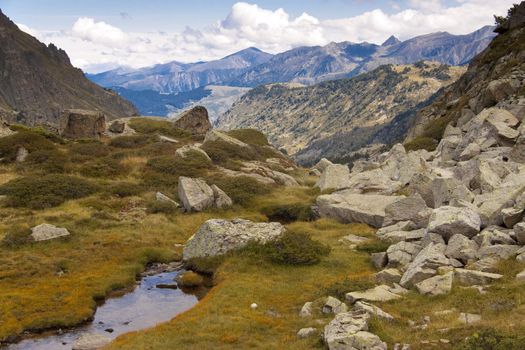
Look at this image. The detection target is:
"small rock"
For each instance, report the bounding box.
[299,302,313,317]
[323,296,348,314]
[457,312,481,324]
[31,224,70,242]
[454,268,503,286]
[250,303,258,310]
[415,272,453,296]
[297,327,317,339]
[516,269,525,281]
[155,192,179,207]
[16,147,28,162]
[72,333,111,350]
[371,252,388,269]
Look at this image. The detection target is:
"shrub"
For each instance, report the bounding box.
[21,149,69,173]
[146,151,211,178]
[109,182,144,197]
[207,175,272,206]
[109,135,151,148]
[321,277,375,301]
[263,231,331,265]
[80,157,129,178]
[9,124,65,144]
[0,175,99,209]
[1,225,32,248]
[147,200,178,214]
[456,329,525,350]
[128,118,191,139]
[69,141,111,161]
[404,136,438,152]
[261,203,314,223]
[201,140,257,166]
[227,129,269,146]
[0,131,55,163]
[356,240,391,254]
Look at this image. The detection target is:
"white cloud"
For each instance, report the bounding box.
[17,1,516,73]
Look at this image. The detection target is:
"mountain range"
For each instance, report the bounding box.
[0,9,137,129]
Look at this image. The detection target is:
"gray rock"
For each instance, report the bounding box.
[72,333,112,350]
[376,221,415,236]
[459,143,481,161]
[477,244,519,260]
[175,144,211,161]
[516,269,525,282]
[31,224,70,242]
[371,252,388,270]
[514,222,525,244]
[316,164,350,191]
[155,192,179,207]
[158,135,179,143]
[204,129,249,148]
[445,234,479,264]
[178,177,215,212]
[420,232,446,248]
[297,327,317,339]
[354,301,394,321]
[415,272,453,296]
[400,243,449,288]
[211,184,233,209]
[386,241,422,267]
[108,120,125,133]
[346,285,403,304]
[16,147,28,162]
[299,302,313,317]
[313,158,334,172]
[427,206,481,240]
[323,310,387,350]
[474,227,516,246]
[323,296,348,314]
[454,268,503,285]
[379,229,425,244]
[317,191,402,228]
[383,195,428,225]
[386,242,421,267]
[375,268,402,285]
[502,207,523,228]
[182,219,285,260]
[466,256,500,272]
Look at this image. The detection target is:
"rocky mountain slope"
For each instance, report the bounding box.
[0,10,138,129]
[231,26,495,87]
[89,47,273,94]
[405,5,525,153]
[218,61,465,165]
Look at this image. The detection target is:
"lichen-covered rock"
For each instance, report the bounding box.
[31,224,70,241]
[204,129,249,148]
[175,144,211,161]
[400,243,449,288]
[317,191,402,228]
[454,268,503,285]
[313,158,333,172]
[346,285,403,304]
[172,106,212,135]
[211,184,233,209]
[445,234,479,264]
[323,296,348,314]
[415,272,453,296]
[383,194,428,226]
[386,241,422,267]
[182,219,285,260]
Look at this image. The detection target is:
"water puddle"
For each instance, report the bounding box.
[6,268,199,350]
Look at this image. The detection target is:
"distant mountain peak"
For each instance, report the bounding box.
[382,35,401,46]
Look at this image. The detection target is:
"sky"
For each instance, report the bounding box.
[0,0,515,73]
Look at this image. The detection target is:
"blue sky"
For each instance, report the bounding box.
[0,1,513,72]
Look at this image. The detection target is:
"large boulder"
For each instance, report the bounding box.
[317,191,401,228]
[172,106,212,135]
[445,234,479,264]
[313,158,333,172]
[30,224,70,242]
[316,164,350,191]
[427,206,481,240]
[383,194,428,225]
[400,243,450,288]
[323,310,387,350]
[183,219,285,260]
[178,177,215,212]
[60,109,106,139]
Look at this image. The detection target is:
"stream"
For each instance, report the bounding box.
[6,267,199,350]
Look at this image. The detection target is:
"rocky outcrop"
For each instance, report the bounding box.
[59,109,106,139]
[177,177,232,212]
[30,224,70,242]
[172,106,212,135]
[182,219,285,260]
[316,164,350,191]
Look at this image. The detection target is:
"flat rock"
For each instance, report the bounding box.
[317,191,401,228]
[346,285,403,304]
[183,218,285,260]
[454,268,503,285]
[415,272,453,296]
[354,301,394,321]
[31,224,70,242]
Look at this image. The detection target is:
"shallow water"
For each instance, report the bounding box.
[7,270,198,350]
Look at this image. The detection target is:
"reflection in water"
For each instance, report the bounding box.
[8,270,198,350]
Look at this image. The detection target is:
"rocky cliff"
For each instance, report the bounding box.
[217,62,465,165]
[405,3,525,151]
[0,9,138,129]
